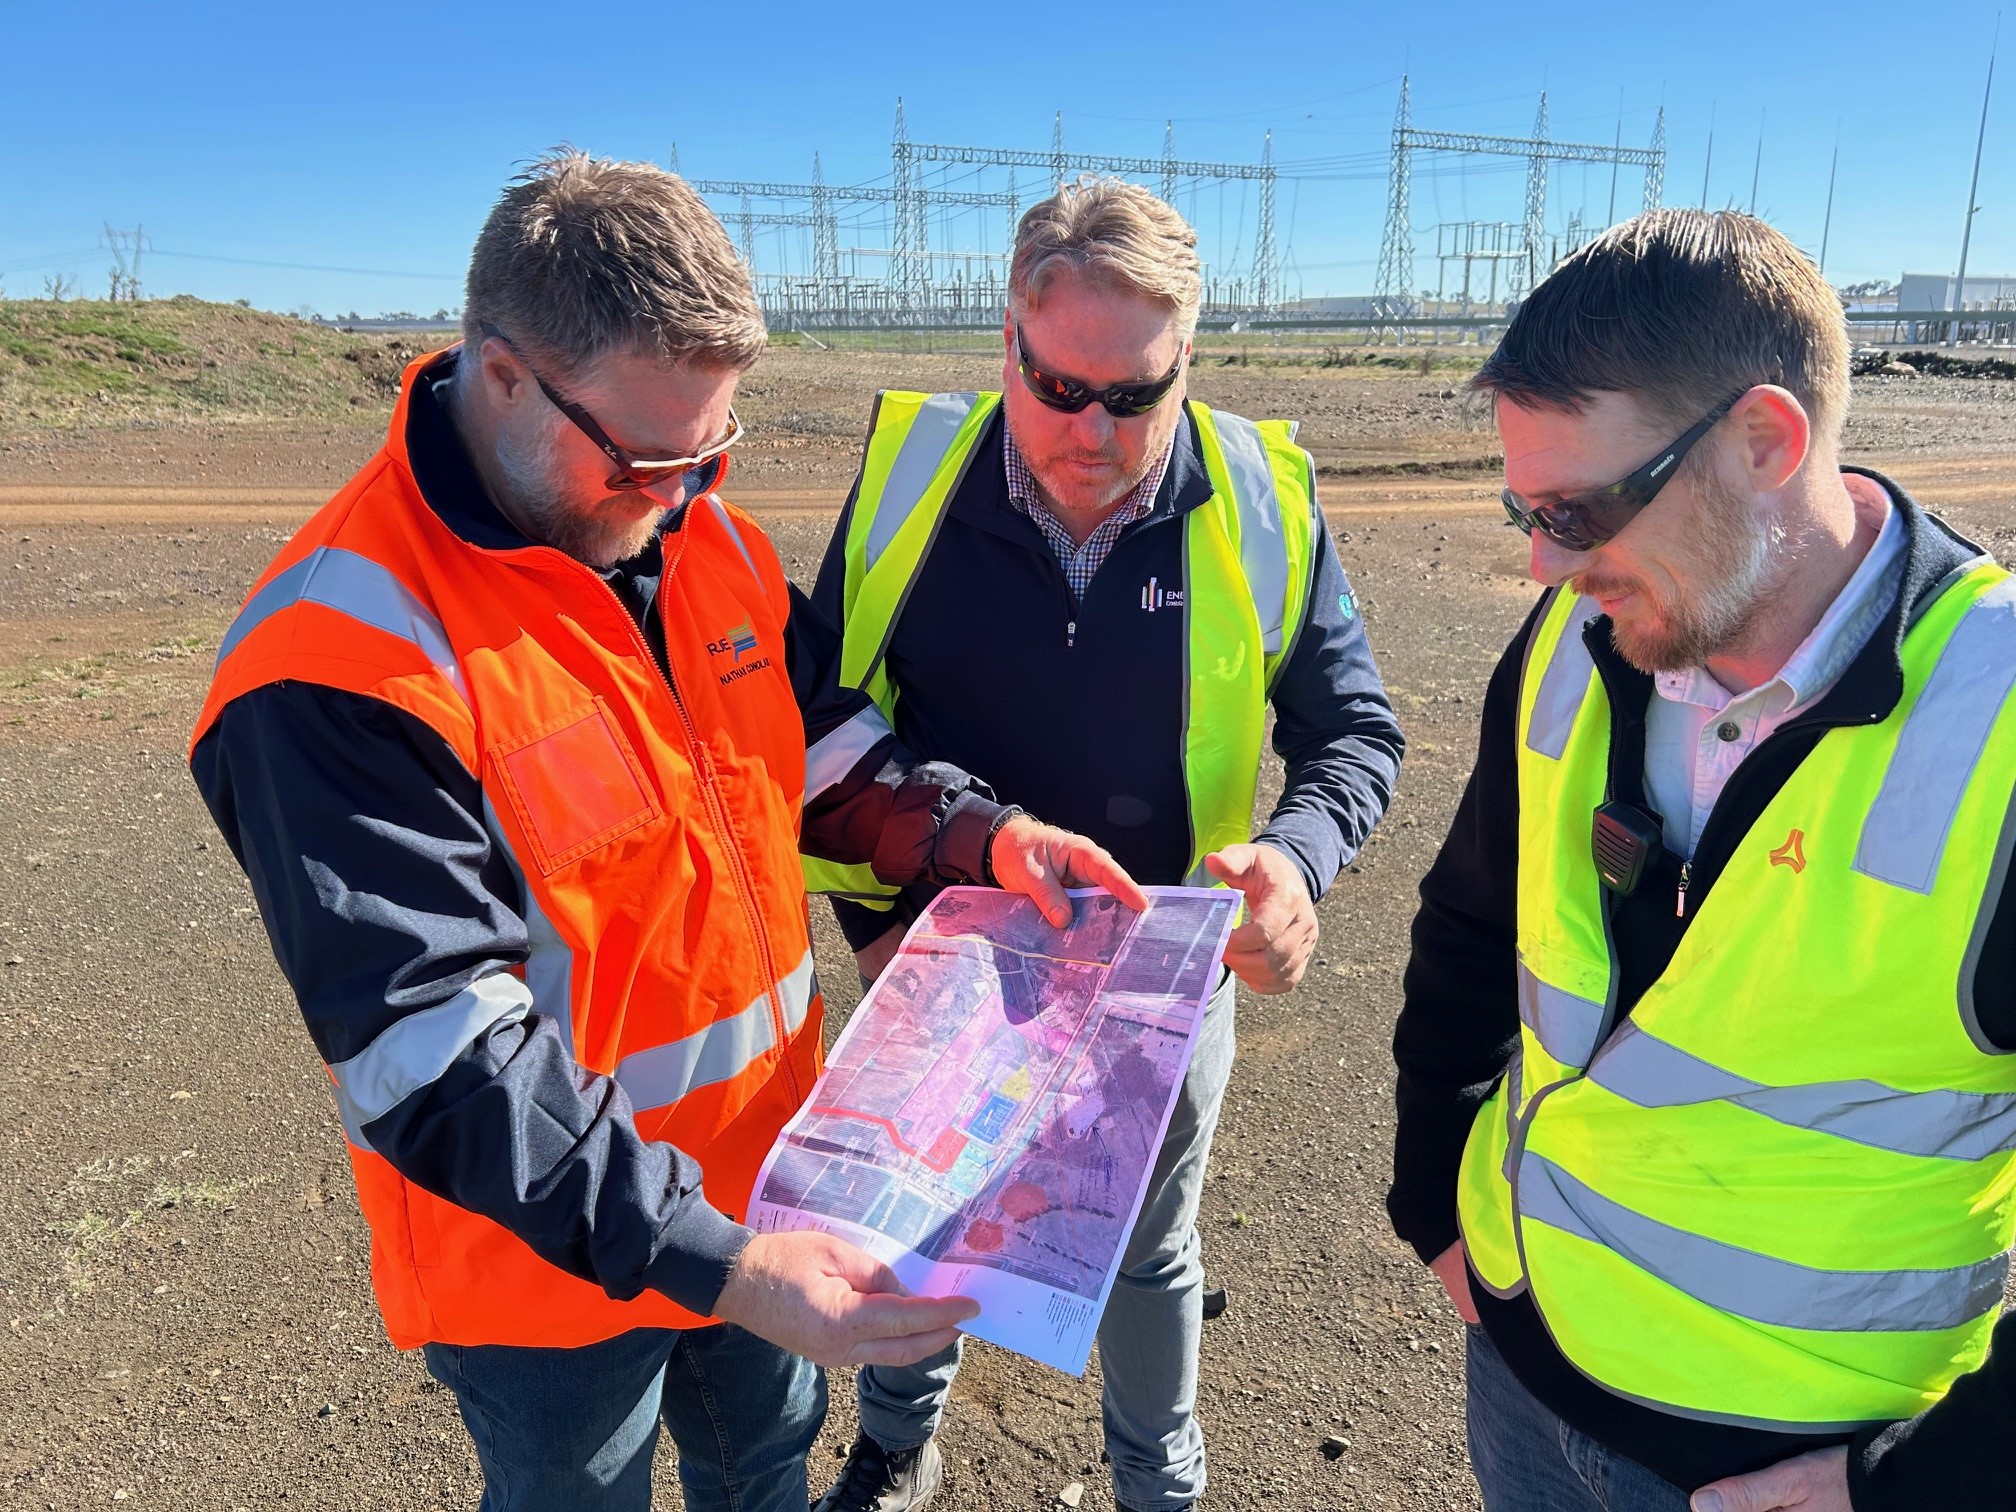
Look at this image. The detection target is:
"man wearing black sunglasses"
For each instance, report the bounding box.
[809,178,1403,1512]
[1391,209,2016,1512]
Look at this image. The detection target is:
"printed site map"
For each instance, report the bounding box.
[752,885,1238,1374]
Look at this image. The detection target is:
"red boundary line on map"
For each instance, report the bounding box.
[805,1104,970,1172]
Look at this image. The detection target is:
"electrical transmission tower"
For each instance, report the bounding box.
[1522,93,1551,293]
[690,106,1279,321]
[102,223,149,301]
[727,209,837,275]
[811,153,838,286]
[1373,78,1414,323]
[690,157,1017,314]
[901,110,1280,309]
[1374,77,1667,315]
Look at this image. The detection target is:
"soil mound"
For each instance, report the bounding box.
[0,297,446,426]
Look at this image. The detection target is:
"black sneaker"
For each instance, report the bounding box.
[814,1433,943,1512]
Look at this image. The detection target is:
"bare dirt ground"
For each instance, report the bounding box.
[2,350,2012,1511]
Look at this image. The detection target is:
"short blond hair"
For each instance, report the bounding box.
[1009,177,1202,339]
[464,149,766,378]
[1476,210,1850,446]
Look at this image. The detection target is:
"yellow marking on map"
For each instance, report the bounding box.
[1002,1066,1033,1101]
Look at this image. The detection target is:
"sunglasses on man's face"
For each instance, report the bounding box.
[1500,390,1750,553]
[480,324,741,495]
[1013,324,1186,418]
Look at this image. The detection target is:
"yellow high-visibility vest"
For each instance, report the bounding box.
[801,390,1316,908]
[1459,562,2016,1431]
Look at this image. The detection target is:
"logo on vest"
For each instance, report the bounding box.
[1140,577,1184,612]
[706,617,759,664]
[1769,829,1807,874]
[706,616,771,686]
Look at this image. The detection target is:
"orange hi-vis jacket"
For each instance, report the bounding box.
[191,354,825,1348]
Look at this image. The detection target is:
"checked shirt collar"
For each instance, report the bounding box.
[1002,424,1173,604]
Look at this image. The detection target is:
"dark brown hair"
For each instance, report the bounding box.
[463,149,766,378]
[1474,210,1849,444]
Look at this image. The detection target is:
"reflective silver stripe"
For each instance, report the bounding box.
[1501,1049,1524,1180]
[483,796,577,1060]
[1856,578,2016,893]
[865,393,980,572]
[1517,959,1605,1068]
[1591,1022,2016,1162]
[805,705,892,799]
[330,974,533,1150]
[216,546,465,696]
[1520,1152,2009,1333]
[1525,595,1602,759]
[1212,411,1292,656]
[706,494,762,586]
[614,949,817,1113]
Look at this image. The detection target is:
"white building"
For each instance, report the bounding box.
[1897,272,2016,311]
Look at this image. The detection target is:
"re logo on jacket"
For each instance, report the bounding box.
[708,611,774,688]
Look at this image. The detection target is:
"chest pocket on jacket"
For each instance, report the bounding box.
[488,699,663,875]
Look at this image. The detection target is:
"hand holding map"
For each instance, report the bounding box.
[712,1228,980,1368]
[752,885,1239,1374]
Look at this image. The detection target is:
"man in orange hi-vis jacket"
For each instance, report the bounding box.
[189,151,1145,1512]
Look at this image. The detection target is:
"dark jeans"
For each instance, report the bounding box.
[1466,1323,1691,1512]
[423,1323,824,1512]
[857,970,1238,1510]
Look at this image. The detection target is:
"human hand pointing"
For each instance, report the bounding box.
[1205,843,1318,994]
[989,814,1150,928]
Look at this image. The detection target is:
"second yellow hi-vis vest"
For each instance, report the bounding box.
[1459,563,2016,1432]
[802,390,1317,908]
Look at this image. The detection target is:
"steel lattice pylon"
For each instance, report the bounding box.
[1646,108,1667,210]
[811,153,837,283]
[688,104,1282,318]
[689,149,1015,313]
[1521,93,1551,298]
[1373,76,1667,315]
[1373,76,1414,320]
[902,113,1279,310]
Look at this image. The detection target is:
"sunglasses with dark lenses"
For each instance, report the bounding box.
[1501,390,1749,552]
[1014,325,1186,418]
[480,324,741,495]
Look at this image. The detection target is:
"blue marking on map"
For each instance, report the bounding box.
[966,1092,1016,1142]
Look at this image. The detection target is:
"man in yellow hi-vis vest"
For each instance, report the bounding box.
[1390,209,2016,1512]
[807,179,1404,1512]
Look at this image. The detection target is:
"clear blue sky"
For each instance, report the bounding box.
[3,0,2006,314]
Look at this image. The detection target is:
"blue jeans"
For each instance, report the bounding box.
[856,970,1238,1512]
[1466,1323,1690,1512]
[423,1323,824,1512]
